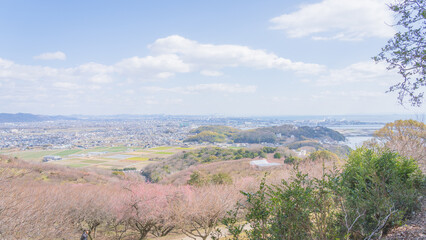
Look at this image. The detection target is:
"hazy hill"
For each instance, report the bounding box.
[0,113,76,123]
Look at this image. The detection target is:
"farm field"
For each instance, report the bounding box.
[2,145,195,170]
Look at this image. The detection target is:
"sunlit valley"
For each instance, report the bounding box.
[0,0,425,239]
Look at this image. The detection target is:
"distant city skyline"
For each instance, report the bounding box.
[0,0,424,116]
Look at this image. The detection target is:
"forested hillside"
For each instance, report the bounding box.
[184,124,345,144]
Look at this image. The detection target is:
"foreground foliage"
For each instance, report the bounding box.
[241,148,425,240]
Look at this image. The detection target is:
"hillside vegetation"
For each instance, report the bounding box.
[142,142,350,183]
[141,146,280,183]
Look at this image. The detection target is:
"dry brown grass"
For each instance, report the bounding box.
[161,155,344,187]
[0,153,345,239]
[0,154,121,184]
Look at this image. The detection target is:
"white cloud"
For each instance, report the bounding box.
[115,54,191,74]
[7,36,403,115]
[0,36,326,94]
[77,62,114,74]
[53,82,80,89]
[140,96,183,105]
[142,83,257,94]
[164,98,183,104]
[0,58,13,68]
[144,100,158,105]
[312,90,387,101]
[315,61,398,86]
[187,83,257,93]
[89,74,113,83]
[149,35,325,74]
[270,0,394,41]
[200,70,223,77]
[156,72,175,79]
[34,51,67,60]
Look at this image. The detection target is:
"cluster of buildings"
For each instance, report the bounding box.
[0,119,192,150]
[0,115,377,151]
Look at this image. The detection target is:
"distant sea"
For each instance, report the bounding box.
[328,124,385,149]
[261,114,424,149]
[320,114,424,149]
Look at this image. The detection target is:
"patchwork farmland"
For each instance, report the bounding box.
[2,146,194,170]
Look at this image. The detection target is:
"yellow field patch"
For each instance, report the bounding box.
[121,157,149,162]
[150,146,173,150]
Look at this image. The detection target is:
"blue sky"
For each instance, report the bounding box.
[0,0,424,116]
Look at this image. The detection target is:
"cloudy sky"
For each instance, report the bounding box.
[0,0,424,116]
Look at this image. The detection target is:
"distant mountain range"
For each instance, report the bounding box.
[0,113,76,123]
[0,112,419,123]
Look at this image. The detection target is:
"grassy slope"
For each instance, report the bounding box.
[161,153,344,185]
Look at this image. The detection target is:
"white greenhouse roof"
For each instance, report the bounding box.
[250,159,281,167]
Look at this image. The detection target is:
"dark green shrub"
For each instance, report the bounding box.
[259,152,267,158]
[210,172,233,185]
[188,171,233,186]
[308,150,338,162]
[273,152,281,159]
[187,171,208,186]
[262,147,277,153]
[266,170,315,239]
[283,155,300,164]
[340,148,424,239]
[242,170,317,240]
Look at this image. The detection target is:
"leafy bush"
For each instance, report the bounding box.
[340,148,424,238]
[211,172,233,185]
[308,150,339,162]
[242,170,317,240]
[262,147,277,153]
[273,152,281,159]
[283,155,301,164]
[188,171,233,186]
[187,171,208,187]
